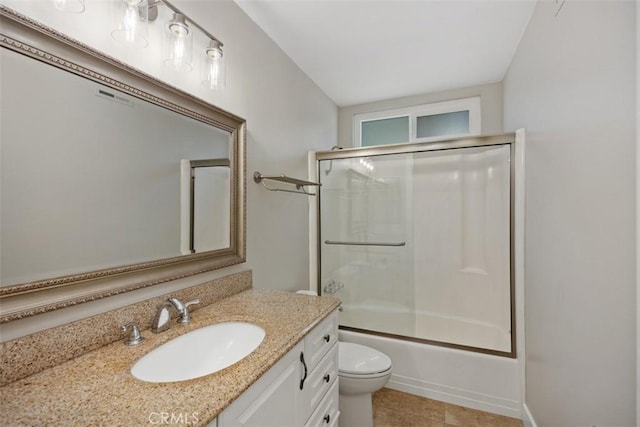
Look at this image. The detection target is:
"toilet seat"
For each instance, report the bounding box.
[338,342,392,377]
[339,368,391,380]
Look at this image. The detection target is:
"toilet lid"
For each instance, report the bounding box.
[339,342,392,375]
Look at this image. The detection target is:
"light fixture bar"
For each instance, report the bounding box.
[161,0,223,47]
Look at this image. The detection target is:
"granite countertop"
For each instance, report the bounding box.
[0,289,341,426]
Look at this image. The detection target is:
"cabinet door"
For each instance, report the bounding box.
[304,312,338,371]
[218,342,303,427]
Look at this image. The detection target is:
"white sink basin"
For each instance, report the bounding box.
[131,322,265,383]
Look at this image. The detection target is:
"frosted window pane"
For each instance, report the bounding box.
[361,116,409,146]
[416,110,469,138]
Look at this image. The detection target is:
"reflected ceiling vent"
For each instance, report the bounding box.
[96,88,133,107]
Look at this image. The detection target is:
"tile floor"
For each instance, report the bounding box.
[373,388,523,427]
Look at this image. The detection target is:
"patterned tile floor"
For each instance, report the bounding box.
[373,388,523,427]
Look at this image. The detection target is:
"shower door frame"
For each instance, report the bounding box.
[315,133,517,358]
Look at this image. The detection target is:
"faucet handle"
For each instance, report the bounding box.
[185,299,200,308]
[177,299,200,323]
[121,322,145,346]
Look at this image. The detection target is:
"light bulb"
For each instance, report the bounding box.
[123,5,139,44]
[173,37,185,62]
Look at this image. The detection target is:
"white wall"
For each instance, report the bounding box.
[503,1,636,425]
[0,0,337,341]
[338,81,503,147]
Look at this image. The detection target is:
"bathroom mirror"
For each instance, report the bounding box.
[0,9,246,323]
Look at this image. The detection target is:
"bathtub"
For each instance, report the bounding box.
[339,300,512,353]
[339,328,521,419]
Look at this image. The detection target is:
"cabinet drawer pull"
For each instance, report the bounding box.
[324,334,331,343]
[324,414,331,424]
[324,374,330,383]
[299,352,308,390]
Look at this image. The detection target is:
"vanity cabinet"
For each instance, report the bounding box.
[216,310,339,427]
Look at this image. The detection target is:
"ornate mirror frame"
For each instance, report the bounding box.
[0,7,246,323]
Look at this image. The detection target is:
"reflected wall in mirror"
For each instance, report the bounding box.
[0,8,246,323]
[2,48,231,285]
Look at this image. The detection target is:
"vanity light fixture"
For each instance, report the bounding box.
[57,0,226,89]
[153,0,228,88]
[110,0,149,49]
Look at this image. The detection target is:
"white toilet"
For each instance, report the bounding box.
[338,342,392,427]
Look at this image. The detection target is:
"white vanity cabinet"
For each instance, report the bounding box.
[300,313,339,425]
[216,310,339,427]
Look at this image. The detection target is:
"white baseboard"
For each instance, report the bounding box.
[387,373,522,419]
[522,403,538,427]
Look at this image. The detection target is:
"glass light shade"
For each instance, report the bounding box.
[110,0,149,49]
[53,0,85,13]
[201,40,226,90]
[163,13,193,73]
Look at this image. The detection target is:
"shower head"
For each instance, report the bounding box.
[325,146,343,175]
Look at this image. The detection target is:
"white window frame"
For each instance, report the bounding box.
[353,96,481,147]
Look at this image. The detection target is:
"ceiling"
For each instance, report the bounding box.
[235,0,537,107]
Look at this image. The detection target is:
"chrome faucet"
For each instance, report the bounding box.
[151,297,200,333]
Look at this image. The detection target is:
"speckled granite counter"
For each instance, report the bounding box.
[0,289,341,426]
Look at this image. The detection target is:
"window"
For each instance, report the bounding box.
[361,116,409,146]
[354,97,481,147]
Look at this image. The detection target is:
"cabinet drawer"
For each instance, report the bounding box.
[304,379,339,427]
[304,311,338,371]
[302,342,338,418]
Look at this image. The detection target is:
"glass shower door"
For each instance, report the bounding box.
[318,143,512,354]
[320,153,415,337]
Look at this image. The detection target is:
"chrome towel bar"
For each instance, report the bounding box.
[253,171,321,196]
[324,240,406,247]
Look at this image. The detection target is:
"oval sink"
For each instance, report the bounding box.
[131,322,265,383]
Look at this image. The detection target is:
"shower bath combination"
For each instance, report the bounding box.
[316,134,517,357]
